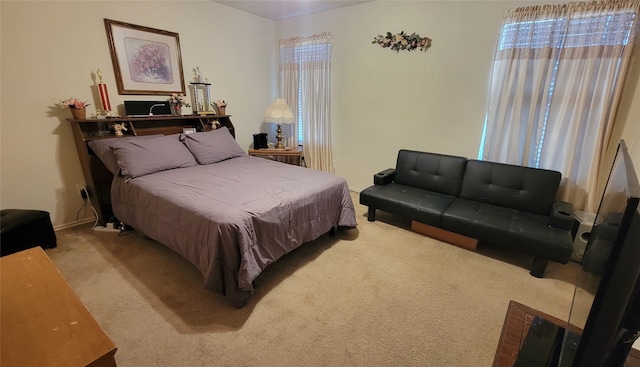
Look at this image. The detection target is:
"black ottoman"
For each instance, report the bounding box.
[1,209,57,257]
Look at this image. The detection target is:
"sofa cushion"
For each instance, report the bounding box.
[459,160,561,216]
[394,150,468,197]
[441,198,573,263]
[360,183,457,226]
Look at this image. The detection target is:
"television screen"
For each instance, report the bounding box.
[559,140,640,366]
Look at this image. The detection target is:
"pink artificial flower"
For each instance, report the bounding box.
[60,98,90,109]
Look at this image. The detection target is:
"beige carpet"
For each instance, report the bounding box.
[46,192,579,366]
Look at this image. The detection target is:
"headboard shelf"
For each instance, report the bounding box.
[69,115,233,140]
[68,114,235,225]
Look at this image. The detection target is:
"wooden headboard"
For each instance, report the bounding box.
[68,115,235,225]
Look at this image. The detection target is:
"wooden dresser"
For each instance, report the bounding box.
[1,247,117,367]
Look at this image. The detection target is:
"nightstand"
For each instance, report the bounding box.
[248,146,303,166]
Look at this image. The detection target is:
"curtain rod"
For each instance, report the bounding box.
[507,0,639,17]
[279,32,332,46]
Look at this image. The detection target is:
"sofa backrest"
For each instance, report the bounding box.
[395,150,468,196]
[459,159,561,216]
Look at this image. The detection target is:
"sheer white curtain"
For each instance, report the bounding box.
[279,33,334,172]
[481,1,639,211]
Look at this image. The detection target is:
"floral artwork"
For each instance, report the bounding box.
[372,31,432,52]
[105,19,185,95]
[125,38,173,84]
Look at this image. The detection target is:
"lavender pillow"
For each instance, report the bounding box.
[110,134,197,178]
[180,127,246,165]
[88,135,163,174]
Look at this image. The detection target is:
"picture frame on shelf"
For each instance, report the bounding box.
[104,19,186,95]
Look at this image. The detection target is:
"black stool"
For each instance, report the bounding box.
[1,209,57,257]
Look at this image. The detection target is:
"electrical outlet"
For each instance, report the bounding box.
[76,184,89,199]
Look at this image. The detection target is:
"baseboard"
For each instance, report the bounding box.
[53,217,95,231]
[410,221,478,251]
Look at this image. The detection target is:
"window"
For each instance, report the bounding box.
[480,4,638,210]
[279,34,334,172]
[280,41,332,145]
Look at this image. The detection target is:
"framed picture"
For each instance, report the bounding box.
[182,128,196,134]
[104,19,186,95]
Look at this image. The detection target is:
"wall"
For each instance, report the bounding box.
[0,0,275,227]
[276,0,640,194]
[615,43,640,171]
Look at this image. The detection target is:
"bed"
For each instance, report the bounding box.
[86,126,356,307]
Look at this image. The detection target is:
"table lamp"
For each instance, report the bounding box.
[264,98,294,149]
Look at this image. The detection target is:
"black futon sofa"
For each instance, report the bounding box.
[359,149,575,277]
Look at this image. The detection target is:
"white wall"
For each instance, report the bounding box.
[617,44,640,167]
[2,0,639,228]
[1,0,275,227]
[276,0,640,193]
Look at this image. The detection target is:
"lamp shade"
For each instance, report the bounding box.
[264,98,294,125]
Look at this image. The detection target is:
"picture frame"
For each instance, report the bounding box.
[104,19,186,95]
[182,127,196,134]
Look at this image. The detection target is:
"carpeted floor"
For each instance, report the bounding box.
[46,192,579,366]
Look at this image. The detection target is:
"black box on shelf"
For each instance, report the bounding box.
[253,133,268,149]
[124,101,171,117]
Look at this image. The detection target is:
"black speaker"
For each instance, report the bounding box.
[253,133,268,149]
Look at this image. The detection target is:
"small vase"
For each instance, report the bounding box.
[170,105,180,116]
[70,108,87,120]
[217,106,226,116]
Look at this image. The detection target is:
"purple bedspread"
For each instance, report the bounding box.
[111,155,356,307]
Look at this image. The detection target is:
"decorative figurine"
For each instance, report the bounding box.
[113,123,127,136]
[193,66,203,83]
